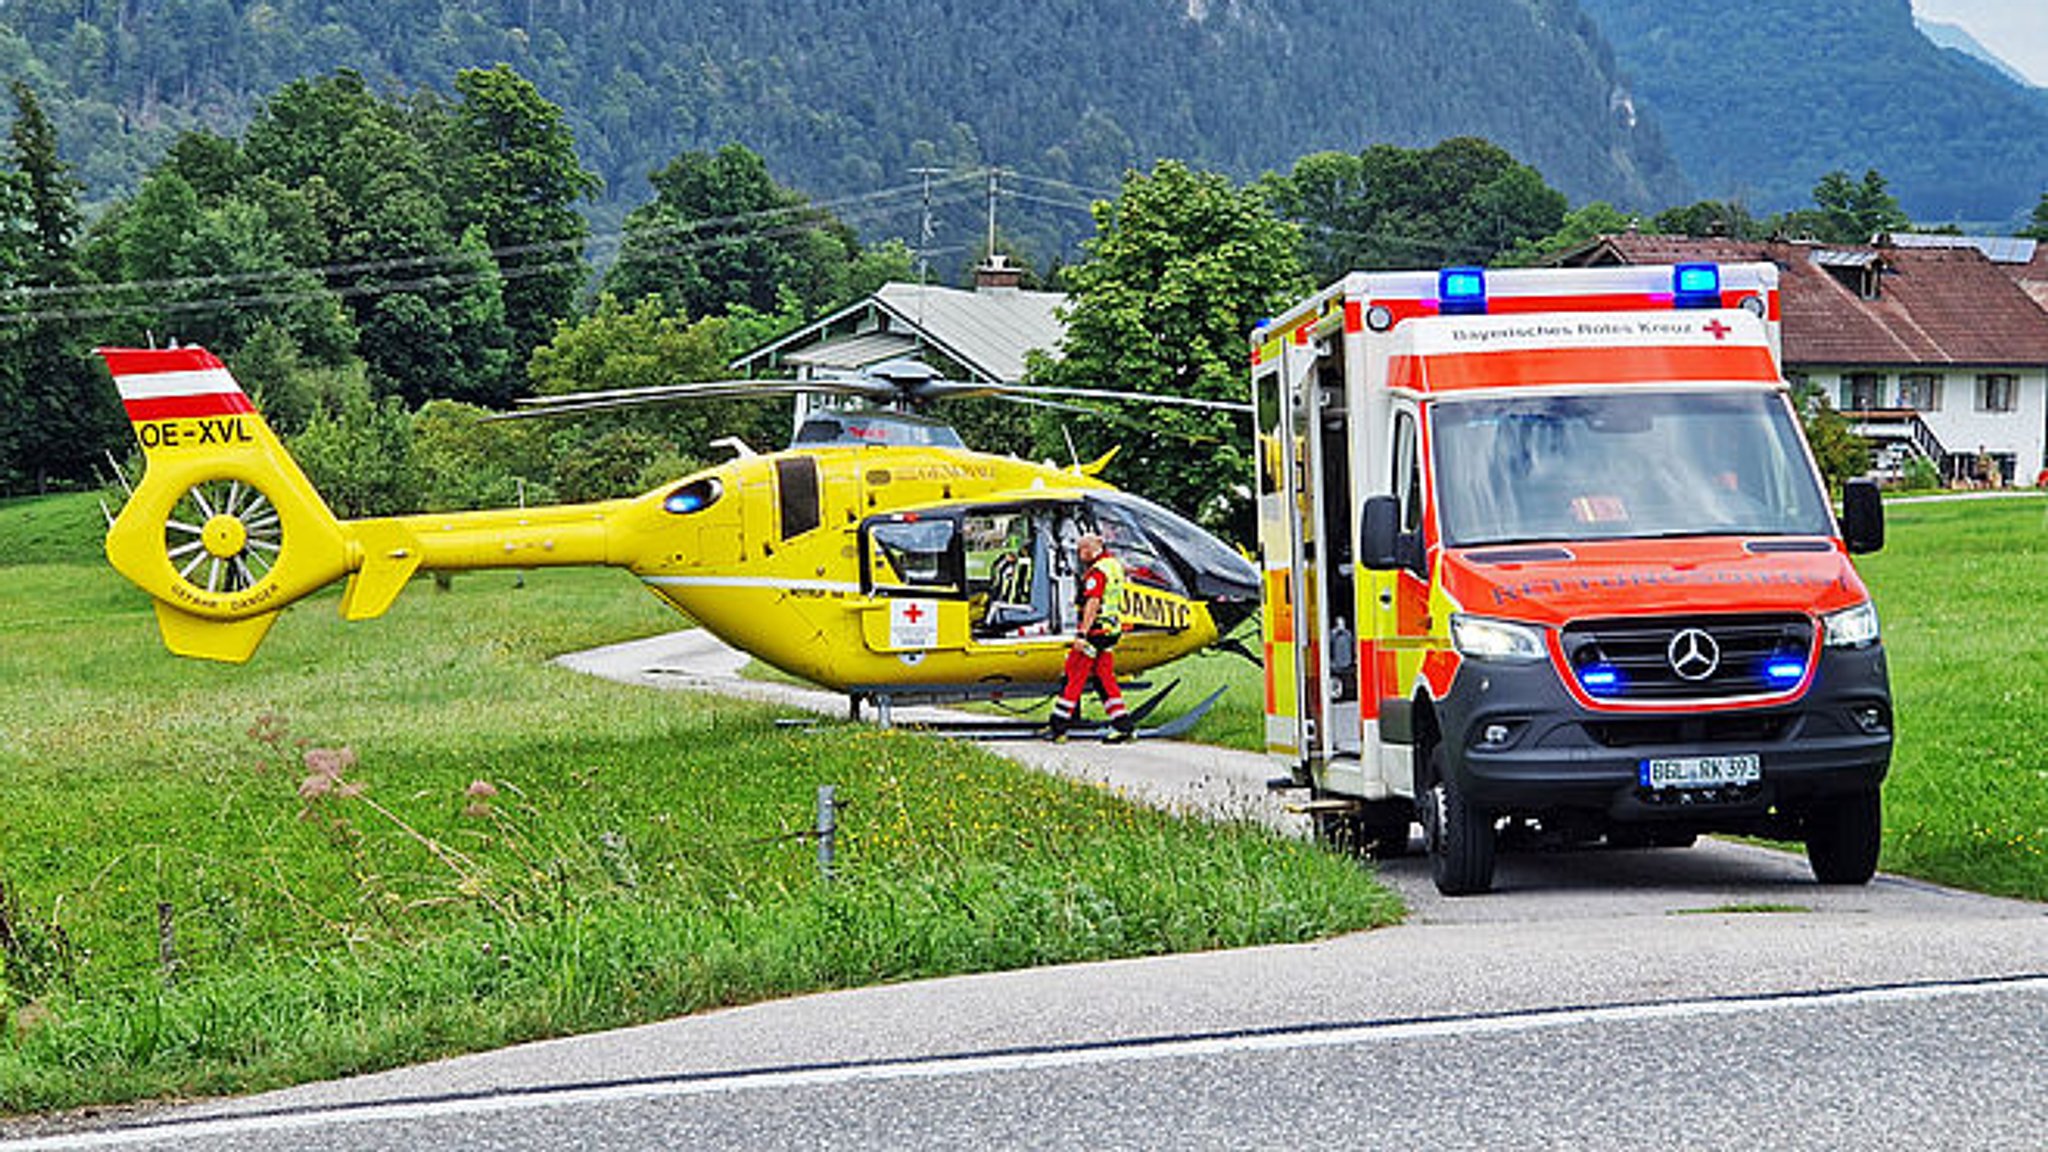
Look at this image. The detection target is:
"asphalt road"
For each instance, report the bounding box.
[11,630,2045,1150]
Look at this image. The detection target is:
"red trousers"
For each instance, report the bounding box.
[1050,638,1130,733]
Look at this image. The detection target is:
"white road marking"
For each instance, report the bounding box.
[14,975,2046,1150]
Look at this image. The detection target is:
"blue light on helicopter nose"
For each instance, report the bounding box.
[1438,267,1488,315]
[1764,657,1807,688]
[1673,262,1722,309]
[663,477,722,515]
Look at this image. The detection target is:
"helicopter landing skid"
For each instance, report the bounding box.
[902,683,1228,743]
[843,679,1156,728]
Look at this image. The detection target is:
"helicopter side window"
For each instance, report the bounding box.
[862,517,963,596]
[777,457,821,539]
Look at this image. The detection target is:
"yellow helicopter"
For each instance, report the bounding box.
[97,347,1260,728]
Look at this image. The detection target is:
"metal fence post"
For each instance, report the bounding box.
[816,784,837,881]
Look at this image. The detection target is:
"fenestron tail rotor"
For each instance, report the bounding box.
[163,478,284,597]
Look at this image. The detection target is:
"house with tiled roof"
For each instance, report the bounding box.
[1559,233,2048,486]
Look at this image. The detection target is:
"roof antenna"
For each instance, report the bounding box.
[1061,424,1080,469]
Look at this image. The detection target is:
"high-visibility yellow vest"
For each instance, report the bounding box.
[1093,554,1127,636]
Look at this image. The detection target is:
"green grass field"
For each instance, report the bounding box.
[0,492,1399,1113]
[1855,495,2048,899]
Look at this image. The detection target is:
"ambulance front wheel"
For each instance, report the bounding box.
[1804,790,1882,885]
[1423,747,1497,896]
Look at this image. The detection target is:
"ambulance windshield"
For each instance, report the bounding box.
[1431,389,1835,548]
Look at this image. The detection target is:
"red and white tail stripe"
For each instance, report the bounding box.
[100,347,254,423]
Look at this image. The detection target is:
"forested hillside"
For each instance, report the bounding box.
[1,0,1682,256]
[1579,0,2048,226]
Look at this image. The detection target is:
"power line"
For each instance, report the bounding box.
[0,179,991,326]
[1,173,983,309]
[0,163,1120,329]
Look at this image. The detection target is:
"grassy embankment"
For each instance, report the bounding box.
[0,491,1400,1113]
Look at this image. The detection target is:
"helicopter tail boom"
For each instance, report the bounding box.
[100,347,630,663]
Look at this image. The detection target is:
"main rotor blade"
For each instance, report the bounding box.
[493,379,901,421]
[515,377,899,407]
[969,380,1253,414]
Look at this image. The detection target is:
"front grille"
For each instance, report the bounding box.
[1584,713,1793,748]
[1561,613,1813,703]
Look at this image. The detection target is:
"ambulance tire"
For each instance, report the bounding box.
[1804,790,1882,885]
[1424,748,1496,896]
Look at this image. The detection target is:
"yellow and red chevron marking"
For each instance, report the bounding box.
[102,347,255,423]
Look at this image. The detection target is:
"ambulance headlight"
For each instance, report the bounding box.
[1822,601,1881,648]
[1450,613,1547,663]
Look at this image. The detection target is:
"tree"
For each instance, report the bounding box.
[528,293,785,462]
[8,81,81,279]
[1652,199,1757,240]
[1773,169,1910,244]
[1265,138,1568,281]
[0,81,118,493]
[2019,192,2048,241]
[1029,160,1303,536]
[286,365,422,517]
[605,143,884,320]
[1791,382,1869,491]
[445,65,600,365]
[1498,201,1640,267]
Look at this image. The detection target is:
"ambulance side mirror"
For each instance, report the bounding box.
[1361,496,1424,576]
[1840,478,1884,555]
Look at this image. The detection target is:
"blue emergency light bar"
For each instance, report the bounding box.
[1764,657,1807,688]
[1578,663,1624,694]
[1672,263,1723,309]
[1438,267,1488,315]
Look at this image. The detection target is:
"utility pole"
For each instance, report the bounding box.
[909,166,946,284]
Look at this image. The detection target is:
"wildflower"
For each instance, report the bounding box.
[462,779,498,818]
[299,746,359,802]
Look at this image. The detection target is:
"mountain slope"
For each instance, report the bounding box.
[1,0,1682,249]
[1916,17,2038,90]
[1579,0,2048,225]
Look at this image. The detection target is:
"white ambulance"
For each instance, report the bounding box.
[1252,264,1891,895]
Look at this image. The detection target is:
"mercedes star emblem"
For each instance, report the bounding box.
[1667,627,1721,681]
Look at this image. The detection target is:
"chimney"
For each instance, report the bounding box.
[975,252,1023,292]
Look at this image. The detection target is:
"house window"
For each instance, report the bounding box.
[1842,373,1883,411]
[1977,374,2017,413]
[1898,373,1942,412]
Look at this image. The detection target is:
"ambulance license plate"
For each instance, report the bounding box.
[1639,753,1761,790]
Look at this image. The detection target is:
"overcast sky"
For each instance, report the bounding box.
[1913,0,2048,86]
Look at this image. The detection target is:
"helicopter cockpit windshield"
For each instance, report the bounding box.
[1085,493,1260,610]
[793,410,965,449]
